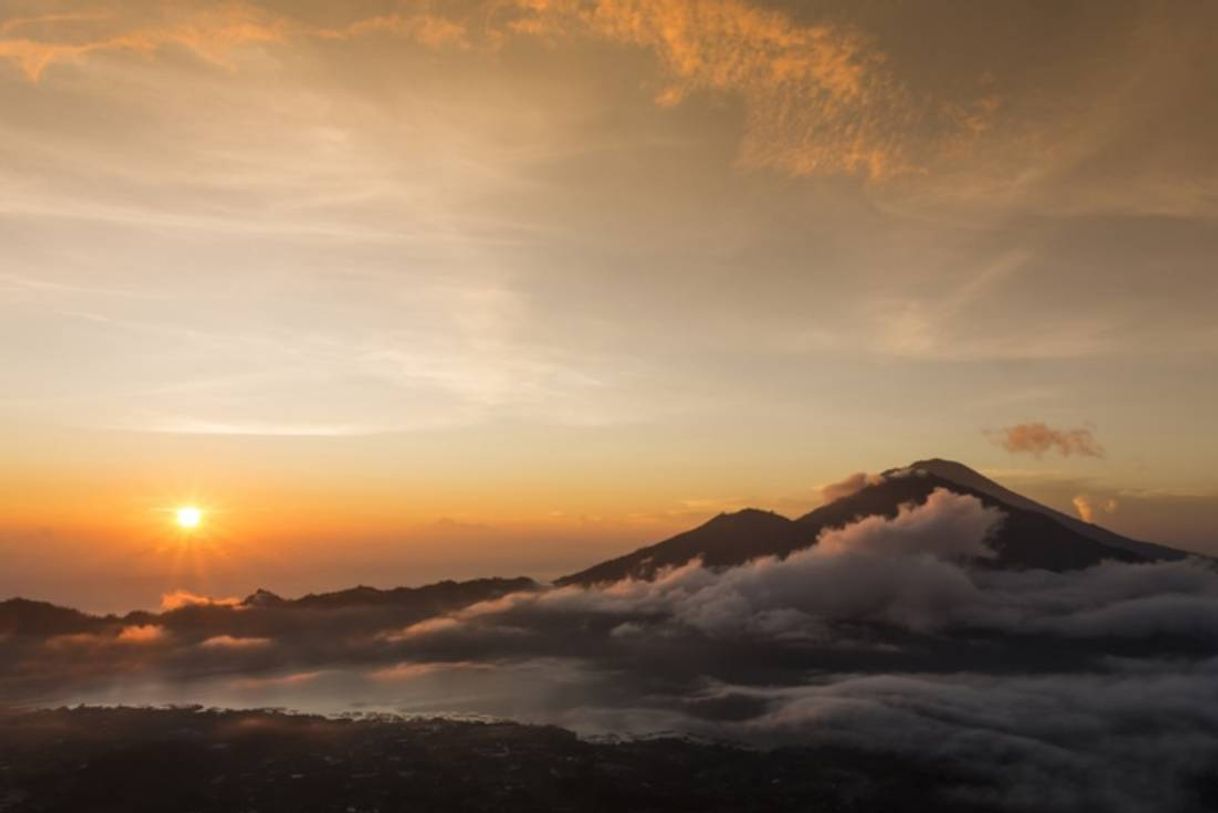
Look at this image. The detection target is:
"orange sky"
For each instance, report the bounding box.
[2,0,1217,611]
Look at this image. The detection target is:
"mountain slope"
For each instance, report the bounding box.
[556,509,800,587]
[903,458,1186,561]
[558,460,1188,586]
[0,598,107,637]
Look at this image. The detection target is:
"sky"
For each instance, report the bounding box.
[1,0,1216,612]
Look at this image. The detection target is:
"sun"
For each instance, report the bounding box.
[175,505,203,530]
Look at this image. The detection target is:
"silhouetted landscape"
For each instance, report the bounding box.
[4,461,1218,810]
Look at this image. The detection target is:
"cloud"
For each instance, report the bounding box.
[507,0,960,179]
[116,624,165,644]
[315,12,469,49]
[819,471,884,503]
[0,1,983,181]
[813,487,1000,561]
[198,634,271,649]
[231,670,322,690]
[5,489,1218,811]
[0,2,467,82]
[403,489,1216,649]
[729,664,1218,812]
[161,590,241,611]
[1073,494,1121,524]
[390,617,463,640]
[0,3,288,81]
[990,422,1105,458]
[368,660,489,681]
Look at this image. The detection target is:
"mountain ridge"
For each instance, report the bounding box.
[1,460,1195,621]
[0,577,538,638]
[557,458,1189,586]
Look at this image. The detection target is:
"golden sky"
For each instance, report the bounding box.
[2,0,1217,611]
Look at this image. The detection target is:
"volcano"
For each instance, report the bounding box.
[557,459,1189,586]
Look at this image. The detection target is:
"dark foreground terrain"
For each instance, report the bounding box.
[0,706,1003,813]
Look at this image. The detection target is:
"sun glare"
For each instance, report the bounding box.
[175,505,203,530]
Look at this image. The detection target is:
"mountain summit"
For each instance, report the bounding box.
[557,459,1188,587]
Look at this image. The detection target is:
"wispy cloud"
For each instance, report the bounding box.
[507,0,967,180]
[0,2,470,81]
[0,3,288,81]
[818,471,883,503]
[1,0,986,181]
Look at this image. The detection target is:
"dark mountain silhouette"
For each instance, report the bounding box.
[1,461,1192,622]
[554,508,804,586]
[0,578,537,639]
[0,598,107,637]
[557,459,1189,586]
[262,577,538,612]
[903,458,1184,561]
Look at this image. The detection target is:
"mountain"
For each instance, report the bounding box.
[902,458,1184,561]
[2,462,1192,621]
[557,459,1189,586]
[259,577,539,612]
[0,597,107,637]
[554,509,803,586]
[0,577,538,638]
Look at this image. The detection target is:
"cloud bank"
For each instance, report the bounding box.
[3,488,1217,809]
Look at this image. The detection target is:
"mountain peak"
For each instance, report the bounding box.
[897,458,1186,563]
[242,588,285,607]
[885,458,977,481]
[707,507,786,524]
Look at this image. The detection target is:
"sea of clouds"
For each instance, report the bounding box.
[5,488,1218,811]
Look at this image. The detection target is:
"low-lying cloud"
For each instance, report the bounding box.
[4,488,1217,810]
[161,590,241,611]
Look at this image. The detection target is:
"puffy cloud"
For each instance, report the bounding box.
[1072,494,1120,524]
[1073,494,1095,523]
[407,489,1215,647]
[813,487,1000,560]
[728,663,1218,812]
[5,489,1218,811]
[991,422,1105,458]
[653,489,1001,635]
